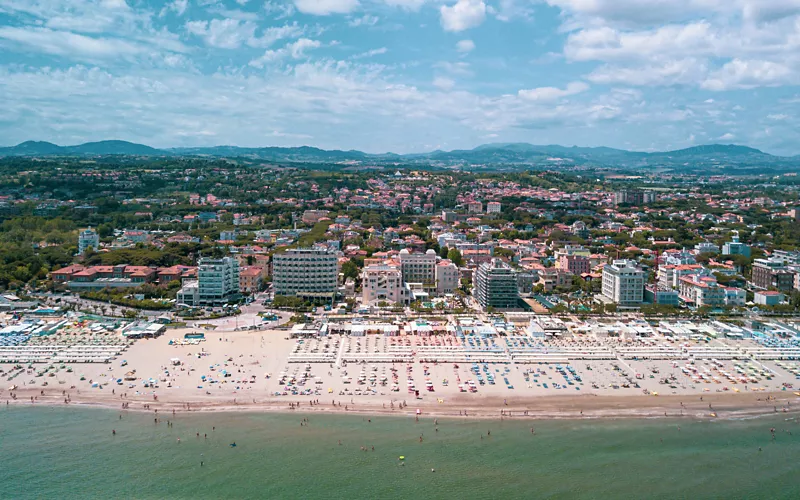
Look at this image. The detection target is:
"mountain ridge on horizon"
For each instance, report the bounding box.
[0,139,797,172]
[0,138,785,156]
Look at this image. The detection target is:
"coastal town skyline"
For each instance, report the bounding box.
[3,1,800,154]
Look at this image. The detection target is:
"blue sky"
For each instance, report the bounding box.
[1,0,800,154]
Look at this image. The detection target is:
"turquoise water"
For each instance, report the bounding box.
[2,406,800,499]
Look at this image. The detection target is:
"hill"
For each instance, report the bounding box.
[1,140,797,173]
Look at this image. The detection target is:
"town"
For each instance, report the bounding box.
[0,157,799,416]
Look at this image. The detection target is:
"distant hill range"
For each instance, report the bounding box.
[1,139,797,172]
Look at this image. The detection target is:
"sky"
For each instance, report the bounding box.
[1,1,800,154]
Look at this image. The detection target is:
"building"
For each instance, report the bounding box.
[220,230,237,242]
[272,248,338,298]
[362,263,410,305]
[78,227,99,255]
[441,211,468,223]
[678,275,726,308]
[570,221,590,239]
[195,257,240,305]
[657,264,705,289]
[754,291,784,306]
[752,258,795,291]
[557,254,590,275]
[176,281,199,307]
[694,242,720,254]
[302,209,329,225]
[51,264,86,283]
[486,202,501,214]
[790,207,800,221]
[644,285,680,306]
[435,260,460,295]
[722,231,750,258]
[52,264,157,290]
[795,272,800,292]
[661,250,696,266]
[724,287,746,307]
[157,265,197,285]
[614,190,657,206]
[239,266,265,294]
[467,202,482,213]
[399,249,437,290]
[601,260,645,307]
[473,259,519,311]
[771,250,800,266]
[537,268,574,292]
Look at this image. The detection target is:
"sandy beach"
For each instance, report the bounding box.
[3,327,799,420]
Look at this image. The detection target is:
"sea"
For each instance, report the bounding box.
[2,406,800,499]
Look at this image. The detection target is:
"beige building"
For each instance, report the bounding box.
[301,209,330,225]
[399,249,437,290]
[362,263,410,305]
[239,266,265,294]
[435,260,460,294]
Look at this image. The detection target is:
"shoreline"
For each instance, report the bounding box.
[6,389,799,422]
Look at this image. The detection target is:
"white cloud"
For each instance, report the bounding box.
[767,113,789,120]
[702,59,794,91]
[249,38,322,67]
[433,76,455,90]
[293,0,359,15]
[588,58,708,86]
[249,22,307,48]
[383,0,428,10]
[186,19,258,49]
[718,132,735,140]
[0,26,144,60]
[160,0,189,17]
[349,15,379,26]
[494,0,535,22]
[518,81,589,101]
[206,6,261,21]
[440,0,486,32]
[351,47,388,59]
[185,19,305,50]
[263,1,297,18]
[742,0,800,23]
[565,22,716,63]
[456,39,475,53]
[435,61,473,76]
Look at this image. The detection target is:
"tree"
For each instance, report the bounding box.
[447,248,464,267]
[341,260,360,281]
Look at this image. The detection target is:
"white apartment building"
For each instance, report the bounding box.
[657,264,705,289]
[486,202,501,214]
[602,260,645,307]
[178,257,240,306]
[678,275,726,308]
[435,261,460,295]
[78,227,99,255]
[272,248,338,298]
[362,264,410,305]
[198,257,240,305]
[724,287,746,307]
[695,242,720,254]
[399,249,437,289]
